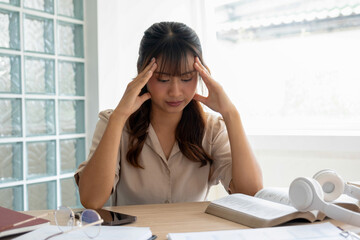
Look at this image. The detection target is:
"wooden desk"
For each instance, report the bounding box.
[24,201,360,240]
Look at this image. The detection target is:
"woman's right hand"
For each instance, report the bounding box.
[78,60,157,209]
[112,58,157,121]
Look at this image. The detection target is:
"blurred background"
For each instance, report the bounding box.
[0,0,359,211]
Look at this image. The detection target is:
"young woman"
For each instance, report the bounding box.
[75,22,263,209]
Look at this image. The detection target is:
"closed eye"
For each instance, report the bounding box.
[157,78,169,83]
[181,72,196,82]
[181,78,192,82]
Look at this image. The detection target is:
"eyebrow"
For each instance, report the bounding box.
[154,70,197,76]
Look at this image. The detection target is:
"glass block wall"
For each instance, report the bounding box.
[0,0,85,211]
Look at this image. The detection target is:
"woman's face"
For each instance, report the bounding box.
[146,54,198,115]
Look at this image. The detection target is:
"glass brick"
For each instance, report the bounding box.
[0,53,21,93]
[24,14,54,54]
[58,61,84,96]
[0,0,20,6]
[24,0,54,14]
[0,185,23,211]
[27,181,56,210]
[60,138,84,173]
[25,99,55,136]
[26,140,56,179]
[0,9,20,50]
[61,178,80,208]
[0,142,22,183]
[57,0,83,20]
[57,21,83,57]
[0,98,22,137]
[25,56,55,94]
[59,100,84,134]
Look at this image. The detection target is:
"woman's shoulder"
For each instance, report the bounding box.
[98,109,114,121]
[98,109,131,133]
[204,111,224,124]
[204,112,226,135]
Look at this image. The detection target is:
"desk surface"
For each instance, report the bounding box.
[25,201,360,240]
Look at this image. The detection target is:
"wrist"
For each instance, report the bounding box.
[109,110,128,126]
[221,104,239,120]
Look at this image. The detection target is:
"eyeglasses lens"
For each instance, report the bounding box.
[55,206,75,232]
[81,209,101,238]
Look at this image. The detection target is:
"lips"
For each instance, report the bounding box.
[166,101,183,107]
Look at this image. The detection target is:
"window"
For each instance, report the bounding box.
[0,0,85,210]
[205,0,360,135]
[202,0,360,193]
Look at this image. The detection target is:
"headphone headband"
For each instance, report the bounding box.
[289,176,360,227]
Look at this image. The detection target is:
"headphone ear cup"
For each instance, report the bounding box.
[313,169,345,202]
[289,177,324,212]
[290,176,360,227]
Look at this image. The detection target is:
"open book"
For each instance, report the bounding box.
[205,187,360,228]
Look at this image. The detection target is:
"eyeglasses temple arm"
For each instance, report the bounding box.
[62,218,104,234]
[43,231,64,240]
[43,219,104,240]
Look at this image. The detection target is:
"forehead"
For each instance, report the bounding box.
[155,53,195,75]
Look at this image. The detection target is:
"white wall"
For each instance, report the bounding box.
[85,0,205,152]
[96,0,205,111]
[85,0,99,153]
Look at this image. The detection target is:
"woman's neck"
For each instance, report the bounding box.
[150,109,182,132]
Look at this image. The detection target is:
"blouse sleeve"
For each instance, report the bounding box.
[74,109,121,194]
[206,115,233,192]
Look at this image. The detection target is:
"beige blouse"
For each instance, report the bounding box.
[75,109,232,206]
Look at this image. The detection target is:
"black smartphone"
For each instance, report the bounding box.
[76,209,137,226]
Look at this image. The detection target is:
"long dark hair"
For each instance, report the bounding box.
[126,22,213,168]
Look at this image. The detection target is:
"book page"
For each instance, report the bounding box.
[254,187,291,205]
[254,187,322,219]
[333,194,360,212]
[348,181,360,188]
[211,193,299,220]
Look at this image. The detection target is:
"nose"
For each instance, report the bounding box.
[168,78,182,97]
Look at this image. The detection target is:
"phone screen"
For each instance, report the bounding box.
[77,209,137,226]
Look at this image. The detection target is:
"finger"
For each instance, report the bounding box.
[138,57,156,78]
[194,58,212,85]
[195,57,211,75]
[194,63,212,89]
[139,92,151,103]
[195,57,209,73]
[143,62,157,80]
[193,93,207,104]
[130,62,157,91]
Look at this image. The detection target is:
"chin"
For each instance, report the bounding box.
[164,104,186,113]
[165,107,184,114]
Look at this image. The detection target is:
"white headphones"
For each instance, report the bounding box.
[289,176,360,227]
[313,169,360,202]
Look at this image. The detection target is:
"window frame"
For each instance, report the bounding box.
[0,0,92,211]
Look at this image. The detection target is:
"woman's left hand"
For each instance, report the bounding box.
[195,57,263,195]
[193,57,235,116]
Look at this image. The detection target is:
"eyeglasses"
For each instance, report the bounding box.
[2,206,103,240]
[45,206,103,240]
